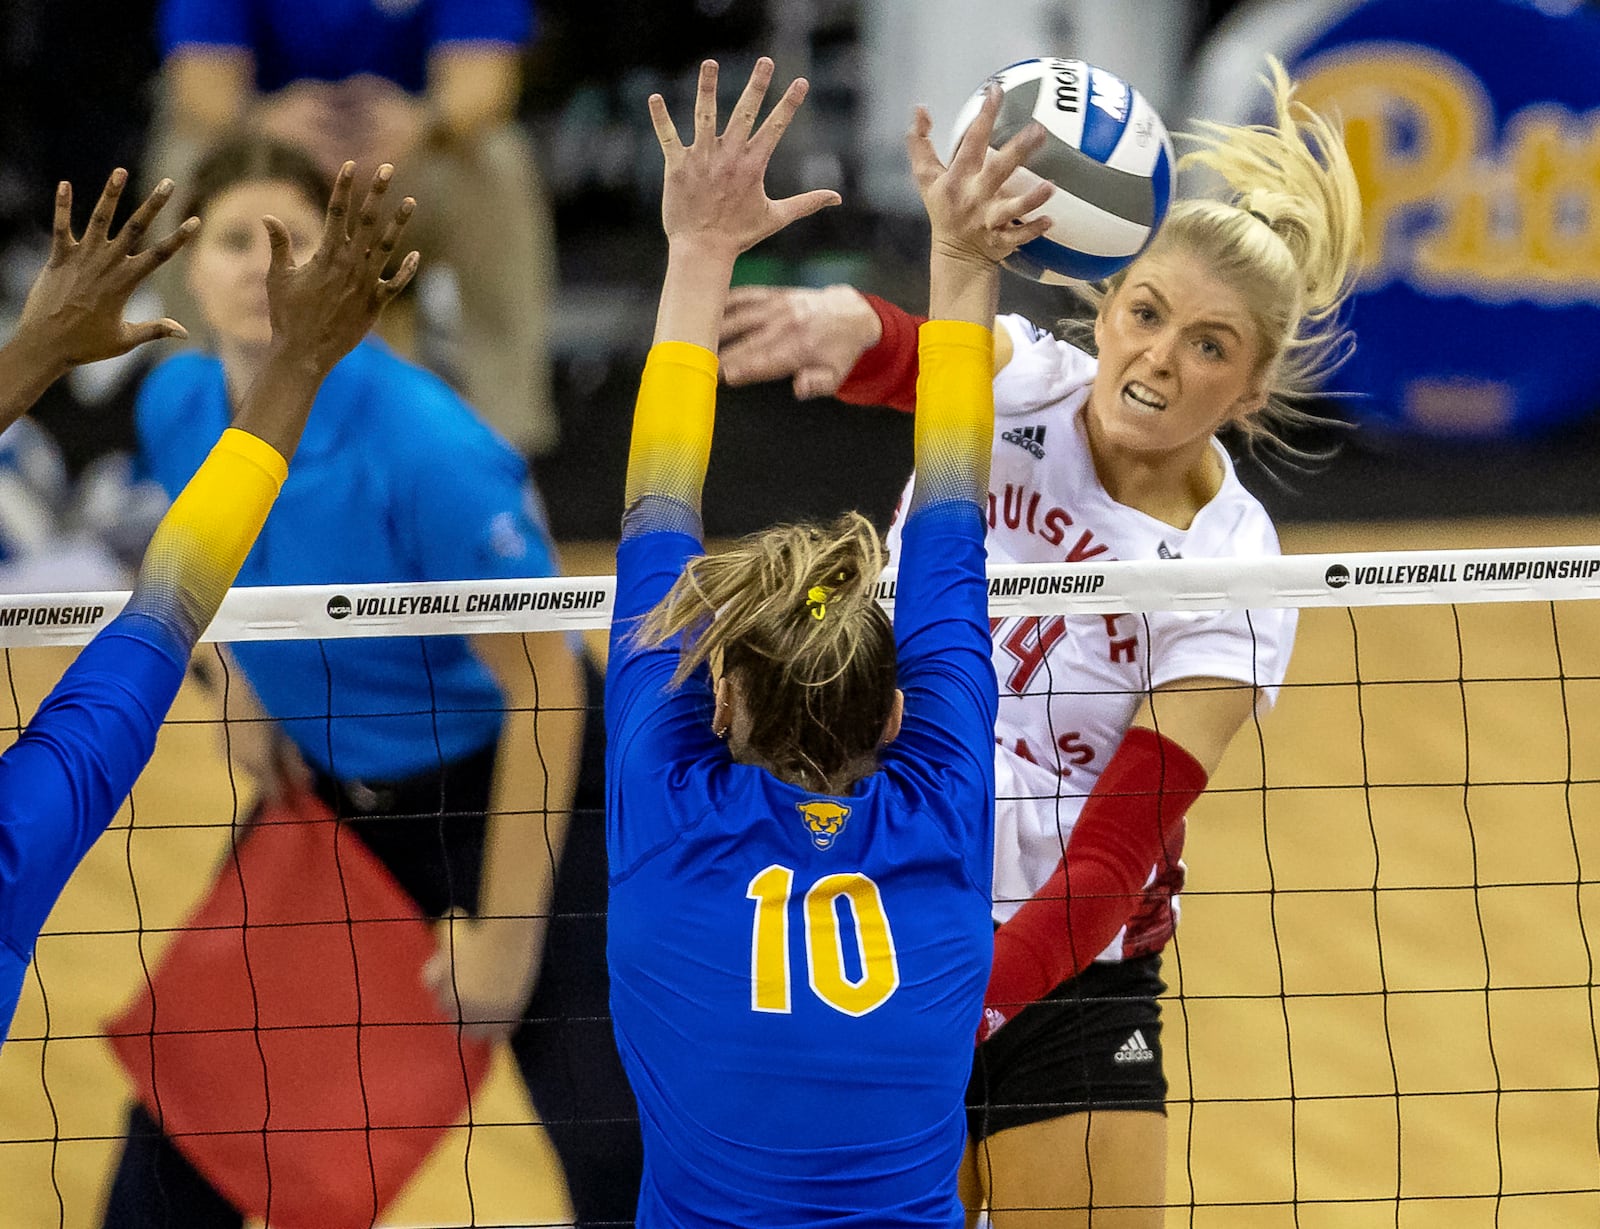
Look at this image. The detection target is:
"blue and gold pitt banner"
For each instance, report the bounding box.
[1280,0,1600,436]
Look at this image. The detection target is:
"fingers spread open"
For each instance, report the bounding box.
[352,165,394,245]
[771,187,841,231]
[692,59,720,147]
[647,93,683,158]
[321,162,357,248]
[994,177,1054,227]
[984,121,1046,192]
[122,317,189,349]
[377,249,421,303]
[369,197,416,272]
[117,178,175,255]
[262,215,296,277]
[49,182,75,265]
[752,76,809,157]
[135,215,202,274]
[85,168,129,243]
[950,85,1002,178]
[725,56,774,142]
[906,106,944,191]
[1004,214,1053,251]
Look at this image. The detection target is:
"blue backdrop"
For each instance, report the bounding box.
[1283,0,1600,437]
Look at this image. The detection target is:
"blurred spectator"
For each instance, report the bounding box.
[0,0,161,248]
[145,0,558,454]
[0,417,167,595]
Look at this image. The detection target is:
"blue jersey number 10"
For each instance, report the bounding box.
[746,865,901,1017]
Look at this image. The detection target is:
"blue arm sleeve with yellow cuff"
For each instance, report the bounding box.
[0,428,286,1043]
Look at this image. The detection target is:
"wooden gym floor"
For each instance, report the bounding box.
[2,522,1598,1227]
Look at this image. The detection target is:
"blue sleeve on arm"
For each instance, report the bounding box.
[431,0,533,45]
[0,613,188,1022]
[606,521,705,737]
[885,500,996,799]
[159,0,251,53]
[605,526,720,873]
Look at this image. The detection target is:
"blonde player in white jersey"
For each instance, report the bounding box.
[718,61,1362,1228]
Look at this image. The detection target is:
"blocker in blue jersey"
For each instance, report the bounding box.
[605,58,1051,1225]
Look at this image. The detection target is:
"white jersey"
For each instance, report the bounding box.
[886,314,1297,960]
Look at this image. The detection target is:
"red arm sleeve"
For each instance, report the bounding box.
[979,726,1208,1041]
[834,294,927,414]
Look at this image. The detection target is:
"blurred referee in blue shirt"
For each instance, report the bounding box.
[100,137,636,1229]
[146,0,558,452]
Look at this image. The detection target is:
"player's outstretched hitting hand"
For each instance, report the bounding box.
[14,170,198,372]
[719,284,881,398]
[262,161,420,376]
[648,57,840,257]
[909,85,1053,269]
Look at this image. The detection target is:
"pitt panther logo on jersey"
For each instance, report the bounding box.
[797,800,851,850]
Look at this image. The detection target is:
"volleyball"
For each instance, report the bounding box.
[952,57,1174,284]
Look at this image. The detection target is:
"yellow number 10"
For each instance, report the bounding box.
[746,865,901,1017]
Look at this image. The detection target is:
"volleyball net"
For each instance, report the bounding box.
[2,544,1599,1228]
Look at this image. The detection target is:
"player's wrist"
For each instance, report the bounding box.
[929,246,1000,327]
[261,340,335,386]
[3,323,73,383]
[665,232,742,268]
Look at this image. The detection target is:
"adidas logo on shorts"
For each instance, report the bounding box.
[1112,1029,1155,1064]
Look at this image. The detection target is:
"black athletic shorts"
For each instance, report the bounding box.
[966,953,1168,1141]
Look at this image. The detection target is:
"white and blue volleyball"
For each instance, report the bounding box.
[952,58,1174,284]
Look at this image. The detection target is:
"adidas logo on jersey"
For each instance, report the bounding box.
[1157,541,1182,560]
[1001,424,1047,459]
[1112,1029,1156,1064]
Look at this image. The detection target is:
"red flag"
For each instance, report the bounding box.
[107,791,492,1228]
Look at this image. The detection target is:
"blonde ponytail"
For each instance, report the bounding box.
[1075,57,1364,448]
[633,512,897,792]
[1180,56,1363,397]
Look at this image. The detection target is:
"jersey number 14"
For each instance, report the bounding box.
[746,865,901,1017]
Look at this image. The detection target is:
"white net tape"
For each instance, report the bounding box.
[4,545,1600,648]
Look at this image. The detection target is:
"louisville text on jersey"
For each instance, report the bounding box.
[987,482,1110,562]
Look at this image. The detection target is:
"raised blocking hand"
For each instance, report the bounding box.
[14,169,199,371]
[262,161,420,375]
[648,57,840,259]
[908,86,1053,270]
[719,284,882,398]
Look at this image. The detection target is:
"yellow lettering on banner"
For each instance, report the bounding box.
[1297,42,1600,303]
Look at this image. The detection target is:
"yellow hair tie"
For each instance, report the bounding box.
[805,584,831,621]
